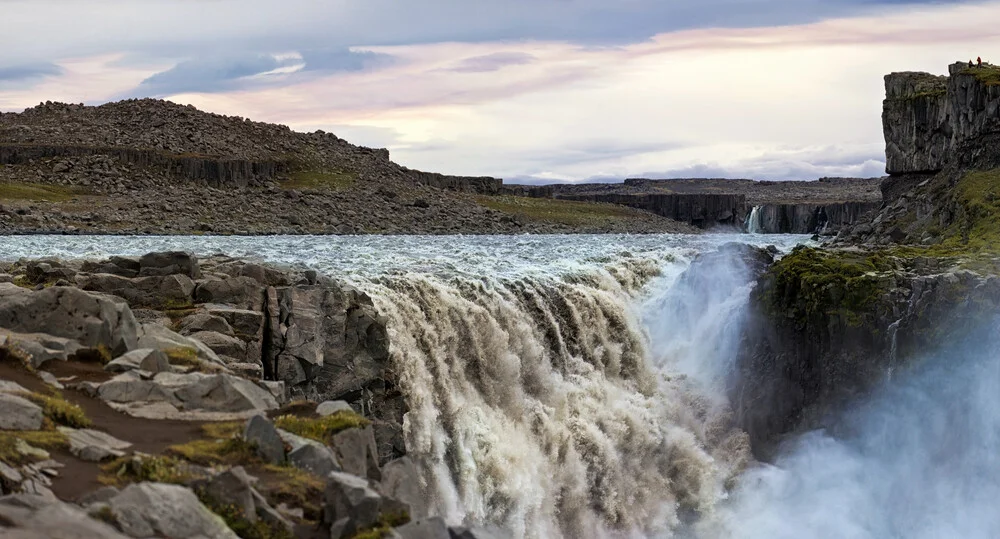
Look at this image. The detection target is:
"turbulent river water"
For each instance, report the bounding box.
[3,233,998,538]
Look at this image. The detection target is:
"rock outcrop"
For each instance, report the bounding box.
[746,201,881,234]
[883,62,1000,174]
[558,193,746,228]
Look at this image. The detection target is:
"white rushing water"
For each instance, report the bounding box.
[745,206,764,234]
[2,233,998,538]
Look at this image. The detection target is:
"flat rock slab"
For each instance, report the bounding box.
[0,392,44,431]
[57,427,132,462]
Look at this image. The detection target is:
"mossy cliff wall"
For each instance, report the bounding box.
[734,247,1000,456]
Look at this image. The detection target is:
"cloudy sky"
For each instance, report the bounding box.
[2,1,999,183]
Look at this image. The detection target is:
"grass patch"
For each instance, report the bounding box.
[944,168,1000,252]
[281,170,356,191]
[0,430,70,466]
[475,195,653,227]
[260,464,326,522]
[963,64,1000,86]
[99,454,196,486]
[273,411,369,444]
[0,181,84,202]
[352,511,411,539]
[19,390,92,428]
[163,346,221,373]
[166,422,257,466]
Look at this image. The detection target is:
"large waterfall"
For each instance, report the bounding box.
[6,233,998,538]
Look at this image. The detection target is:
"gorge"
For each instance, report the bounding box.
[1,60,999,539]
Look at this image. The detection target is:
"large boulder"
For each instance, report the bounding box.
[380,457,425,519]
[98,371,279,416]
[203,305,264,338]
[107,482,237,539]
[189,331,247,361]
[136,323,224,367]
[0,329,87,368]
[330,427,381,481]
[77,273,195,309]
[194,467,293,534]
[138,251,201,279]
[178,313,235,337]
[194,277,262,310]
[57,427,132,462]
[0,494,131,539]
[276,428,340,477]
[243,415,285,465]
[0,283,137,357]
[0,393,44,431]
[104,348,170,374]
[394,517,450,539]
[323,471,384,531]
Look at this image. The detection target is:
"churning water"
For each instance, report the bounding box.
[2,233,997,539]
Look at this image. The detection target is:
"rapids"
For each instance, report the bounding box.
[6,233,997,538]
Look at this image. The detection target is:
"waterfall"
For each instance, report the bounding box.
[352,248,764,538]
[745,207,764,234]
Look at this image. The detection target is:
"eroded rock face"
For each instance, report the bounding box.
[0,283,137,357]
[883,62,1000,174]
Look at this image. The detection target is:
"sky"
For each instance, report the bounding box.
[2,1,1000,183]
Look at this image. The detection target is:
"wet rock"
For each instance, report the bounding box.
[243,415,285,465]
[380,457,424,519]
[448,525,511,539]
[108,482,237,538]
[0,393,44,431]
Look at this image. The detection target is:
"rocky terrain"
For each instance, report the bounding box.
[0,250,505,538]
[733,61,1000,455]
[0,100,696,236]
[517,177,883,233]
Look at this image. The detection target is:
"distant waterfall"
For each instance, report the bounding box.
[745,206,764,234]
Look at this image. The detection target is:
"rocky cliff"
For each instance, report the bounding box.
[747,201,880,234]
[884,62,1000,174]
[558,192,745,228]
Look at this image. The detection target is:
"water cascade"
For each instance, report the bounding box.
[745,207,764,234]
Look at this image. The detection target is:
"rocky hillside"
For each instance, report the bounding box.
[0,250,505,538]
[735,61,1000,456]
[0,99,695,235]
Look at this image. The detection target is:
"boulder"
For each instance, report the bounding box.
[0,283,138,357]
[203,304,264,338]
[99,371,278,414]
[138,251,201,279]
[395,517,450,539]
[243,415,285,465]
[136,323,224,367]
[317,400,354,416]
[380,457,425,519]
[323,471,384,530]
[195,467,294,534]
[276,428,340,477]
[189,331,247,360]
[108,482,237,538]
[0,494,131,539]
[194,277,262,310]
[448,525,511,539]
[0,393,43,431]
[77,273,195,309]
[81,256,140,278]
[178,313,235,337]
[104,348,170,374]
[0,329,87,368]
[330,426,381,481]
[57,427,132,462]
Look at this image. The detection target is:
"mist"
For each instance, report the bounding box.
[698,316,1000,538]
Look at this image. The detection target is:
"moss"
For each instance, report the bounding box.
[943,168,1000,253]
[166,436,258,466]
[766,247,896,327]
[198,491,295,539]
[160,298,195,311]
[273,411,369,444]
[351,511,411,539]
[93,505,118,526]
[281,170,357,191]
[0,346,37,373]
[18,390,92,428]
[962,64,1000,86]
[0,430,71,466]
[475,195,653,227]
[99,454,195,486]
[0,181,84,202]
[261,464,326,522]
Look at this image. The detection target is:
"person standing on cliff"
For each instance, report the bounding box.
[978,56,983,67]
